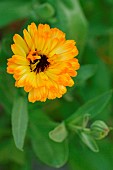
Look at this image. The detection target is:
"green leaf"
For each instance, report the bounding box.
[48,0,88,57]
[49,122,68,143]
[0,69,16,114]
[0,139,25,164]
[12,96,28,151]
[90,60,112,95]
[69,137,113,170]
[0,0,31,27]
[76,64,97,86]
[66,90,112,124]
[29,111,68,168]
[64,64,97,101]
[79,132,99,152]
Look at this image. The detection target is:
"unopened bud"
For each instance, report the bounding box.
[90,120,110,140]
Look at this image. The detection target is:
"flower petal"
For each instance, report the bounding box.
[23,29,34,49]
[11,44,26,57]
[13,34,29,54]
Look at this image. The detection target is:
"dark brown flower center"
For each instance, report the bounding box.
[30,55,50,73]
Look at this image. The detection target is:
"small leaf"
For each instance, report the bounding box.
[82,113,91,128]
[49,122,68,143]
[79,132,99,152]
[29,111,68,168]
[66,90,112,125]
[12,96,28,151]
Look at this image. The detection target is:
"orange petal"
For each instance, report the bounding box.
[28,22,37,38]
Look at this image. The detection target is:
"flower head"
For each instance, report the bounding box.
[7,23,80,102]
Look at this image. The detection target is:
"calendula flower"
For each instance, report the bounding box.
[7,23,80,102]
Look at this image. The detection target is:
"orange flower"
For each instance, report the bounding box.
[7,23,80,102]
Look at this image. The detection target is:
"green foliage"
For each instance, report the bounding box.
[0,0,113,170]
[12,96,28,151]
[69,139,113,170]
[47,0,88,57]
[0,0,32,27]
[66,90,112,125]
[76,64,97,86]
[0,139,25,164]
[79,132,99,152]
[29,111,68,168]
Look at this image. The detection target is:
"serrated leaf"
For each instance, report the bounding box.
[66,90,112,124]
[29,111,68,168]
[12,96,28,151]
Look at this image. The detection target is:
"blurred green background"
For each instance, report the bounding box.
[0,0,113,170]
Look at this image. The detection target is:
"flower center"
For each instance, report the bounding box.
[30,54,50,73]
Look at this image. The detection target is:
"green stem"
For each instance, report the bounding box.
[68,124,90,134]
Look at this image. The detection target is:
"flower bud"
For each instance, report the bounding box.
[90,120,110,140]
